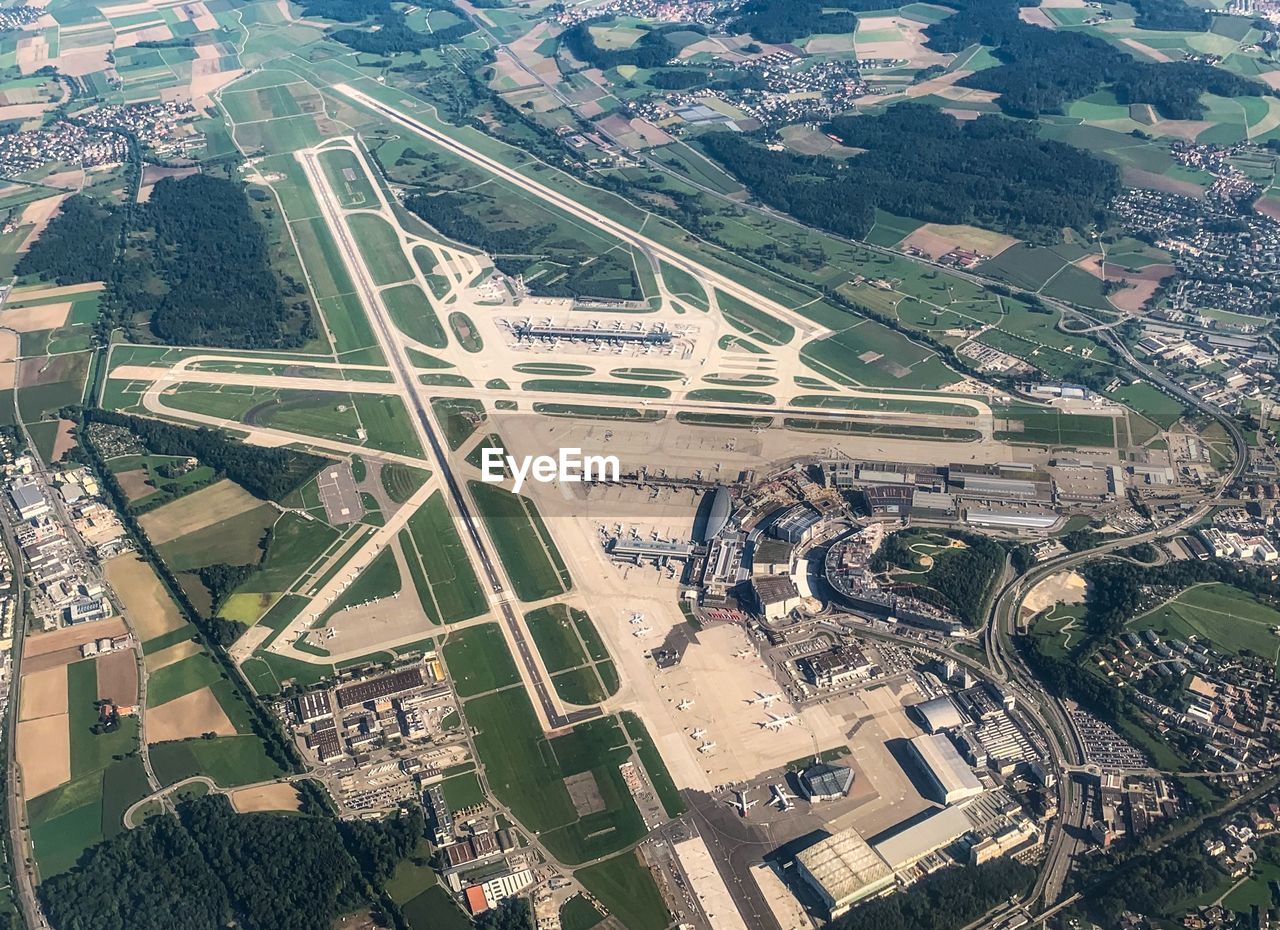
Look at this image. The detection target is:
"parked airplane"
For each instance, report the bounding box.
[676,698,694,711]
[629,613,646,625]
[697,741,717,754]
[690,728,707,740]
[771,784,795,811]
[633,627,653,637]
[749,691,781,707]
[733,649,753,659]
[760,713,798,731]
[731,790,759,817]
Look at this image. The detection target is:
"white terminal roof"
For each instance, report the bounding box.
[910,733,983,800]
[795,827,894,906]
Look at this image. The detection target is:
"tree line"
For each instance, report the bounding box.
[699,103,1120,242]
[18,175,317,351]
[834,858,1033,930]
[729,0,883,44]
[923,0,1263,119]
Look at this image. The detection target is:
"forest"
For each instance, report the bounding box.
[39,796,368,930]
[121,175,316,348]
[18,177,316,350]
[14,195,123,285]
[297,0,473,53]
[699,104,1119,242]
[561,21,679,70]
[84,409,328,502]
[729,0,883,43]
[835,859,1033,930]
[922,0,1262,118]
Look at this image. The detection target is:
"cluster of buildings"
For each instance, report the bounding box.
[1088,769,1179,847]
[1112,142,1280,318]
[0,101,199,177]
[1097,626,1280,775]
[791,782,1041,919]
[1197,526,1279,562]
[280,656,471,813]
[1133,327,1276,417]
[553,0,719,28]
[76,101,201,160]
[5,457,126,631]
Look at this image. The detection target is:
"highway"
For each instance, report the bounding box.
[299,148,598,731]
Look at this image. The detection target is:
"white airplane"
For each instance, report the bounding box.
[697,741,716,753]
[690,728,707,740]
[749,691,781,707]
[771,784,795,811]
[760,713,798,731]
[730,790,758,817]
[633,627,652,637]
[676,698,694,711]
[629,614,646,625]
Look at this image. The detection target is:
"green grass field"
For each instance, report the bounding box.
[148,735,286,788]
[526,604,590,672]
[468,481,569,601]
[346,213,413,285]
[383,282,447,349]
[994,404,1116,448]
[401,490,487,623]
[575,851,669,930]
[430,397,485,450]
[156,504,279,572]
[1128,584,1280,666]
[1111,382,1185,429]
[442,623,521,697]
[716,290,794,346]
[464,691,646,863]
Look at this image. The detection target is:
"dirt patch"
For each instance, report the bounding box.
[17,714,69,800]
[1018,6,1056,27]
[144,639,202,673]
[1122,166,1205,199]
[49,418,76,462]
[139,479,263,545]
[8,282,102,303]
[565,770,606,816]
[1074,255,1106,280]
[24,616,127,660]
[103,554,186,642]
[1102,262,1175,313]
[18,352,85,388]
[116,468,155,502]
[1023,570,1089,614]
[16,194,66,250]
[229,783,301,813]
[19,665,67,721]
[902,223,1018,259]
[1256,196,1280,221]
[96,649,139,706]
[0,331,17,364]
[140,165,198,186]
[147,687,236,742]
[1121,37,1171,62]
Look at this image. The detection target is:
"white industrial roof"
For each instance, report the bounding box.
[872,804,973,870]
[915,695,964,733]
[909,733,983,799]
[795,827,893,906]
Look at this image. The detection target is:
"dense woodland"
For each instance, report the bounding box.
[700,104,1119,241]
[730,0,882,43]
[19,176,315,350]
[84,409,328,502]
[923,0,1262,118]
[562,22,680,69]
[835,859,1033,930]
[297,0,474,53]
[40,796,369,930]
[14,195,122,285]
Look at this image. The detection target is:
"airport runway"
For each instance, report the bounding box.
[300,147,597,731]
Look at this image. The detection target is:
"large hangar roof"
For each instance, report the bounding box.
[915,695,964,733]
[795,827,893,906]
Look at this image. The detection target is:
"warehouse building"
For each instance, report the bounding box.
[912,696,964,734]
[872,804,973,872]
[794,827,895,917]
[908,733,984,805]
[964,507,1057,531]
